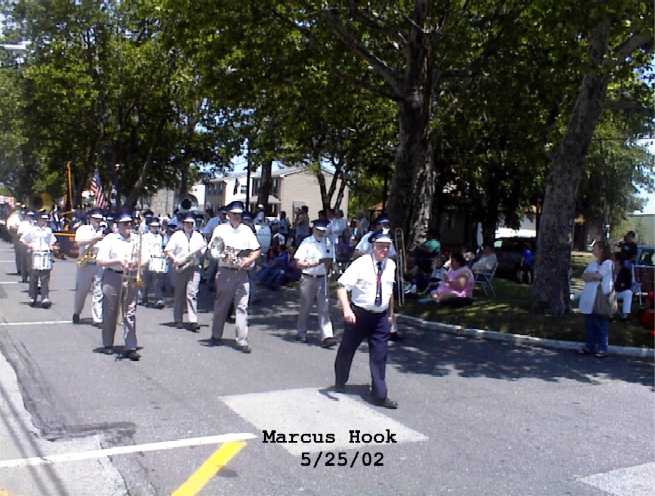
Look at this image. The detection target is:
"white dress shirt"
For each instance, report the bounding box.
[20,225,56,251]
[6,212,21,231]
[96,233,143,272]
[165,230,207,265]
[17,219,34,237]
[294,234,332,276]
[210,223,260,253]
[143,232,165,258]
[75,224,104,258]
[338,254,396,312]
[355,231,397,257]
[579,259,614,315]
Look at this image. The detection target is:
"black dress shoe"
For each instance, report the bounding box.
[29,300,37,307]
[99,346,113,355]
[125,350,141,361]
[72,313,80,324]
[334,384,346,393]
[370,396,398,409]
[41,300,51,309]
[175,322,184,329]
[189,322,200,333]
[209,337,223,346]
[321,337,337,348]
[240,344,252,354]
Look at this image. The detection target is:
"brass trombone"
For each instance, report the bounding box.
[394,228,406,307]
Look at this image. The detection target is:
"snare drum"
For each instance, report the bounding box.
[32,250,52,271]
[149,255,168,274]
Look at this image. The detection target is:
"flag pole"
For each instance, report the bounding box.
[66,161,73,210]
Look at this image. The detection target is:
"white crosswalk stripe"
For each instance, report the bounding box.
[578,462,655,496]
[222,388,428,456]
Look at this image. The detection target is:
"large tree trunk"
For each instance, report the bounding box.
[387,87,435,249]
[533,19,610,316]
[257,159,273,214]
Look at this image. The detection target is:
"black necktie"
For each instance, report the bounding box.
[375,261,383,306]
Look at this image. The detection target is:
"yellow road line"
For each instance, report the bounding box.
[171,441,246,496]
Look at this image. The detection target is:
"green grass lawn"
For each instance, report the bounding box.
[399,252,653,349]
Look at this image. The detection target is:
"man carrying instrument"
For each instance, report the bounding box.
[294,219,337,348]
[142,218,166,309]
[17,210,36,283]
[164,215,207,331]
[96,212,145,361]
[73,210,105,325]
[208,201,260,353]
[21,212,57,308]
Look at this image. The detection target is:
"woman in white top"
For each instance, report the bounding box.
[577,240,614,358]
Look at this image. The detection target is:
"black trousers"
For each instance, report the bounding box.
[334,305,390,400]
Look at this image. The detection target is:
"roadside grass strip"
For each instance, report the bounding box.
[0,433,256,469]
[171,441,247,496]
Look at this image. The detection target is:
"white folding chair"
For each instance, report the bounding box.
[475,263,497,297]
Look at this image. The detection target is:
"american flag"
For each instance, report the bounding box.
[89,169,109,209]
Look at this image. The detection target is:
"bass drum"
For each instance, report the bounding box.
[255,224,271,254]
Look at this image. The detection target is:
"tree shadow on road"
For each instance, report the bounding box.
[242,283,654,388]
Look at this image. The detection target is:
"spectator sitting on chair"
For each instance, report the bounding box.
[613,251,633,321]
[429,252,474,306]
[619,230,637,269]
[472,245,497,274]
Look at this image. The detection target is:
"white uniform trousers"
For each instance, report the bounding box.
[296,274,334,340]
[102,269,138,350]
[74,263,103,323]
[212,267,250,346]
[173,266,200,323]
[616,289,633,316]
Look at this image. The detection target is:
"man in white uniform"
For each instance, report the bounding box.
[209,201,260,353]
[20,212,56,308]
[294,219,337,348]
[73,210,105,325]
[6,207,23,276]
[142,218,166,309]
[96,213,147,361]
[334,231,398,409]
[165,215,207,331]
[17,210,36,282]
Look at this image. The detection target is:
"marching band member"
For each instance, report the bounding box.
[202,208,226,292]
[6,206,22,276]
[17,210,36,283]
[164,215,207,331]
[293,219,337,348]
[142,218,166,309]
[354,214,397,258]
[209,201,260,353]
[334,230,398,409]
[20,212,56,308]
[353,213,402,341]
[73,210,105,325]
[96,212,146,361]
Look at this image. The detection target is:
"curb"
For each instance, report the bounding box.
[396,314,654,359]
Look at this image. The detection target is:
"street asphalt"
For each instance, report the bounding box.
[0,239,653,496]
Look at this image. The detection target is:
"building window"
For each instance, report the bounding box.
[240,185,247,194]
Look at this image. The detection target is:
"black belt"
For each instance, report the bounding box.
[107,268,123,274]
[352,304,387,315]
[218,266,240,271]
[302,273,326,278]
